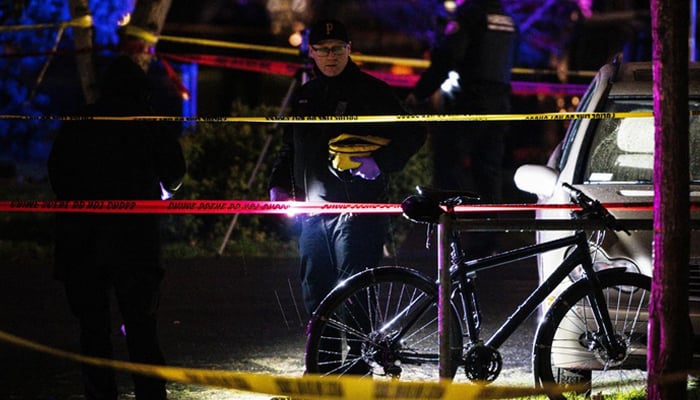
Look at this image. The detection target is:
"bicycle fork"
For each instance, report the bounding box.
[570,234,628,362]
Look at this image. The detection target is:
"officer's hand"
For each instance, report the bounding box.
[269,187,291,201]
[349,156,381,180]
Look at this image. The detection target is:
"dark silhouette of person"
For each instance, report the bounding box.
[47,55,186,400]
[407,0,517,256]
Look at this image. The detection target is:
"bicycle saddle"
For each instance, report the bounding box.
[401,186,481,224]
[401,194,442,224]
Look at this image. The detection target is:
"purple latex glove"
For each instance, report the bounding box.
[349,156,381,180]
[269,187,291,201]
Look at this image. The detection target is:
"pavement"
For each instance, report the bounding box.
[0,230,539,399]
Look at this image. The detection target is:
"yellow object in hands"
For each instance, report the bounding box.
[328,133,391,171]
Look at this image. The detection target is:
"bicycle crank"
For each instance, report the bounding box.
[463,344,502,382]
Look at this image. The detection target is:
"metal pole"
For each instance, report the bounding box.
[437,212,452,380]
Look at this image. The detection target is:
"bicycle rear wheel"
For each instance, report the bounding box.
[533,272,651,399]
[305,266,463,380]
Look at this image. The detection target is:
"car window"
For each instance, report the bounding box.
[557,76,601,171]
[584,99,700,183]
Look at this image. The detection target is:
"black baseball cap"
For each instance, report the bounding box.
[308,19,349,45]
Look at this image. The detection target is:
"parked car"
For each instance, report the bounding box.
[514,57,700,364]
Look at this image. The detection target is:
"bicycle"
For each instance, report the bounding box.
[305,183,651,399]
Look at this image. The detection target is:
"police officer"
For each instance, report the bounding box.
[268,19,425,318]
[407,0,517,256]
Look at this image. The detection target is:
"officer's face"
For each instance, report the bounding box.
[310,40,350,78]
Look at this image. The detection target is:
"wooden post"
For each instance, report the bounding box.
[648,0,691,398]
[122,0,172,72]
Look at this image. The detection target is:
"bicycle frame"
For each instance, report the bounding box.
[367,222,625,376]
[385,207,620,380]
[449,225,624,359]
[304,185,654,381]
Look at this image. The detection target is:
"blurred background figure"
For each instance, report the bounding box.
[407,0,517,257]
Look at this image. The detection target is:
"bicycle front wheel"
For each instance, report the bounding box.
[533,272,651,399]
[305,266,463,380]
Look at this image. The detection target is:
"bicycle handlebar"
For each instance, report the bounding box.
[562,183,630,235]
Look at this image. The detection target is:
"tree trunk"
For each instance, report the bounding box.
[67,0,97,104]
[647,0,691,399]
[121,0,173,72]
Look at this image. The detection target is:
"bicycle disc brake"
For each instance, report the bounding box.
[580,331,629,367]
[463,343,502,382]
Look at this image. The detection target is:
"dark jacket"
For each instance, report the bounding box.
[269,60,425,203]
[412,0,517,112]
[47,56,186,280]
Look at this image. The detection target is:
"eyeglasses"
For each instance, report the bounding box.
[311,44,348,57]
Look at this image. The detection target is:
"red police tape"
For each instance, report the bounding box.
[159,53,588,96]
[0,199,662,215]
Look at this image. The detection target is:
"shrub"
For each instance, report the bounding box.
[162,101,298,256]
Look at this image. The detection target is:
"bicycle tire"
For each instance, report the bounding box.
[533,271,651,399]
[305,266,463,380]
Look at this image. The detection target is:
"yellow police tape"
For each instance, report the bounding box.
[0,21,595,78]
[124,25,160,45]
[0,328,592,399]
[0,110,680,124]
[0,15,93,32]
[159,34,300,57]
[156,34,596,77]
[157,34,430,68]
